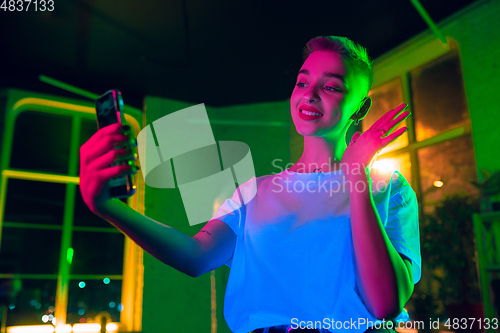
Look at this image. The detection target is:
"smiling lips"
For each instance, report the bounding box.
[299,105,323,120]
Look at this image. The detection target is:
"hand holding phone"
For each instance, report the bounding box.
[79,122,138,213]
[94,89,136,199]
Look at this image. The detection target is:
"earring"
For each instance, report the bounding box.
[355,119,360,126]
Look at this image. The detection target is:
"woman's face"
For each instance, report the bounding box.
[290,50,359,139]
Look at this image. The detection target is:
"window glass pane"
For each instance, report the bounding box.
[417,135,478,214]
[364,78,408,154]
[4,179,66,226]
[410,51,469,142]
[5,279,57,326]
[372,153,412,187]
[71,232,124,275]
[79,119,98,146]
[11,111,71,174]
[67,279,122,324]
[0,228,61,274]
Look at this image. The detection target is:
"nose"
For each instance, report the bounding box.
[303,84,320,104]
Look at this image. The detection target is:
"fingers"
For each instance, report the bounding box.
[80,122,136,167]
[81,123,130,153]
[81,133,132,166]
[372,103,408,131]
[88,146,136,172]
[384,110,411,135]
[382,126,408,144]
[115,149,137,164]
[350,131,362,144]
[88,123,127,147]
[93,163,138,192]
[99,163,138,182]
[79,123,138,212]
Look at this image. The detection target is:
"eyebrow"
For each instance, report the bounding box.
[298,69,345,83]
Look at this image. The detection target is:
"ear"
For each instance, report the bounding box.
[350,97,372,123]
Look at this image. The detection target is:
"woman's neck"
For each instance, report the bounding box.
[289,136,346,173]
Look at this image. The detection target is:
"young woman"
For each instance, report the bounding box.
[79,36,421,333]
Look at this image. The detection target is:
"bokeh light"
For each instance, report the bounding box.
[433,180,444,187]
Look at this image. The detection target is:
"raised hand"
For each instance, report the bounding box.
[341,103,410,173]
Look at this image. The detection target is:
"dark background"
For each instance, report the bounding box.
[0,0,478,108]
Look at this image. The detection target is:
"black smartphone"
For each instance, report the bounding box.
[95,89,135,199]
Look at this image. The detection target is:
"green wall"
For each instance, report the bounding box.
[436,0,500,181]
[141,97,290,332]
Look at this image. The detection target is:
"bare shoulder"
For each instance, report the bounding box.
[192,219,237,276]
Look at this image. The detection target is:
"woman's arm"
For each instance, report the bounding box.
[96,199,236,278]
[346,172,414,320]
[193,218,237,276]
[80,122,236,277]
[340,104,413,319]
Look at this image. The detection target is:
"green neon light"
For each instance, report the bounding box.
[39,75,100,100]
[409,0,447,43]
[67,247,74,265]
[38,75,143,116]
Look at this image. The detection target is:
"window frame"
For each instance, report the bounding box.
[0,88,144,332]
[366,37,472,207]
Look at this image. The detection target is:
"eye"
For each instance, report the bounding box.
[325,86,342,92]
[296,82,306,88]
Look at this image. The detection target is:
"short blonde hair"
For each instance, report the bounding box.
[303,36,373,96]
